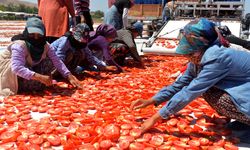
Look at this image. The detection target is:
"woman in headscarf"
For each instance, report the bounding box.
[131,18,250,143]
[0,17,82,96]
[109,21,144,67]
[104,0,134,30]
[51,23,117,75]
[88,24,122,72]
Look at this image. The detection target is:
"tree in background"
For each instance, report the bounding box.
[0,4,38,14]
[91,10,104,23]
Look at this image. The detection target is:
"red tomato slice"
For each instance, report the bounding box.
[213,139,226,147]
[119,136,135,143]
[0,131,19,142]
[188,139,200,147]
[119,139,130,149]
[100,140,113,149]
[167,118,178,126]
[121,124,132,130]
[129,142,145,150]
[120,129,130,136]
[129,128,142,138]
[157,144,172,150]
[173,141,190,148]
[0,126,7,134]
[224,143,238,150]
[0,142,15,149]
[94,126,104,134]
[199,138,210,146]
[20,114,31,121]
[208,146,225,150]
[47,134,61,146]
[29,135,44,145]
[27,144,41,150]
[104,124,120,142]
[17,134,28,142]
[142,133,152,142]
[149,135,164,146]
[42,141,51,148]
[78,144,96,150]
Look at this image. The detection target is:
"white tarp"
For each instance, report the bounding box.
[141,19,242,55]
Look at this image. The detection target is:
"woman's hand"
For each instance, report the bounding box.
[67,74,83,89]
[103,66,117,72]
[32,73,52,86]
[130,99,155,110]
[140,112,162,133]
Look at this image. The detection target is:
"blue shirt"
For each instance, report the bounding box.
[153,45,250,119]
[51,36,106,69]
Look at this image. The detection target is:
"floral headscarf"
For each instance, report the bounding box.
[176,18,229,55]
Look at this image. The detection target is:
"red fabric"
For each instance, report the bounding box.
[38,0,75,38]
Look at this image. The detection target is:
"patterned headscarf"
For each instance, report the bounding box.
[176,18,219,55]
[73,23,90,43]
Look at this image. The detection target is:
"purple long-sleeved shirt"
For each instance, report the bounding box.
[88,35,122,70]
[11,43,70,80]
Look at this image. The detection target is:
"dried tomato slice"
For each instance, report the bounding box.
[0,131,19,142]
[173,141,190,149]
[29,135,44,145]
[121,124,132,130]
[188,139,200,147]
[103,124,120,142]
[119,135,135,143]
[47,134,61,146]
[0,142,15,149]
[224,143,238,150]
[149,135,164,146]
[167,118,178,126]
[129,128,142,138]
[78,144,96,150]
[129,142,145,150]
[17,134,28,142]
[199,138,210,146]
[42,141,51,148]
[100,140,113,149]
[207,146,225,150]
[119,139,130,149]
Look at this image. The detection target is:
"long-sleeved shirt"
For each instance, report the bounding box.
[116,29,142,62]
[51,36,106,69]
[88,35,122,71]
[74,0,90,14]
[11,42,70,80]
[152,45,250,119]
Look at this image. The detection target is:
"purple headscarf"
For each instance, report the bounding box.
[90,24,117,40]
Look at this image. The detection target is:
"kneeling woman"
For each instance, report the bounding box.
[51,23,117,74]
[88,24,123,72]
[131,18,250,143]
[0,17,82,96]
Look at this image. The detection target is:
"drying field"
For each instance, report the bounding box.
[0,20,244,150]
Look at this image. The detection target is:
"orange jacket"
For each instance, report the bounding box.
[38,0,75,37]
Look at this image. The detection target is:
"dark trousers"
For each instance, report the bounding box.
[76,11,94,31]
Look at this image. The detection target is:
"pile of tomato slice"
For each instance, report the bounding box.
[154,38,179,49]
[0,56,239,149]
